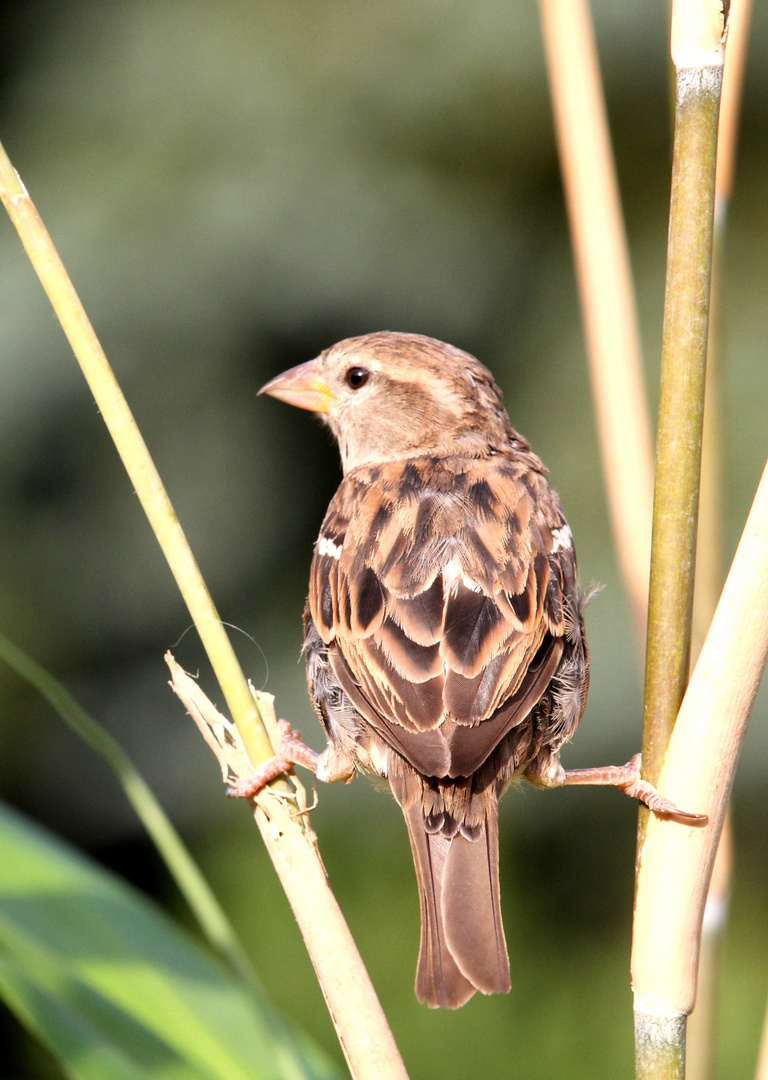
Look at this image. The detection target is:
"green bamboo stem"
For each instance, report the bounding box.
[636,1015,686,1080]
[640,62,722,789]
[634,59,719,1080]
[633,5,727,1078]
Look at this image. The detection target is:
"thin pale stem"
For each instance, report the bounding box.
[685,817,731,1080]
[632,453,768,1017]
[539,0,654,647]
[687,7,752,1076]
[756,990,768,1080]
[0,140,272,770]
[714,0,752,211]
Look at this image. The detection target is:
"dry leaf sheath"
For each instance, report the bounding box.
[249,332,704,1009]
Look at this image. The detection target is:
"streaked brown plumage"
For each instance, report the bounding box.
[259,331,590,1009]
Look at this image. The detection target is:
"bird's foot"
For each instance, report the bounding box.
[315,745,357,785]
[560,753,708,824]
[226,719,319,798]
[526,751,707,824]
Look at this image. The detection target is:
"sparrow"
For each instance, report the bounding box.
[249,331,705,1010]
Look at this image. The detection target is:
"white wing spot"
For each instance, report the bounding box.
[551,525,573,554]
[317,535,343,560]
[442,556,482,592]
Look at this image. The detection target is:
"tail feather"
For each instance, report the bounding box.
[402,800,510,1009]
[406,813,475,1008]
[442,804,509,995]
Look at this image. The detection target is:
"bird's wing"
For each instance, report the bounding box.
[308,455,579,779]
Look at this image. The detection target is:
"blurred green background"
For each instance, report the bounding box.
[1,2,767,1076]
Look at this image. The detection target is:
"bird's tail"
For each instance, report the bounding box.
[400,796,510,1009]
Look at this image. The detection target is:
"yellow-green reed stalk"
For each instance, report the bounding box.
[0,144,271,771]
[0,141,408,1080]
[634,5,729,1074]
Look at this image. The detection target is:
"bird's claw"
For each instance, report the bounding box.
[226,719,319,799]
[613,753,708,824]
[560,752,708,824]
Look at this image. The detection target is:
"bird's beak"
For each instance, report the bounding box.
[258,358,335,413]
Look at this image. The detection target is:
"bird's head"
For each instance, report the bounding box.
[259,331,517,473]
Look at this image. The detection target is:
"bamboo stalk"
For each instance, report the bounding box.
[632,450,768,1030]
[633,3,727,1077]
[640,9,725,792]
[0,140,408,1080]
[635,1015,687,1080]
[539,0,654,646]
[687,4,752,1076]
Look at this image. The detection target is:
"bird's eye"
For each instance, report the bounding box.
[344,367,370,390]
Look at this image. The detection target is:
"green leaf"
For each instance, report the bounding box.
[0,802,338,1080]
[0,630,255,985]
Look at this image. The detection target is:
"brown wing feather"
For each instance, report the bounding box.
[309,453,580,780]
